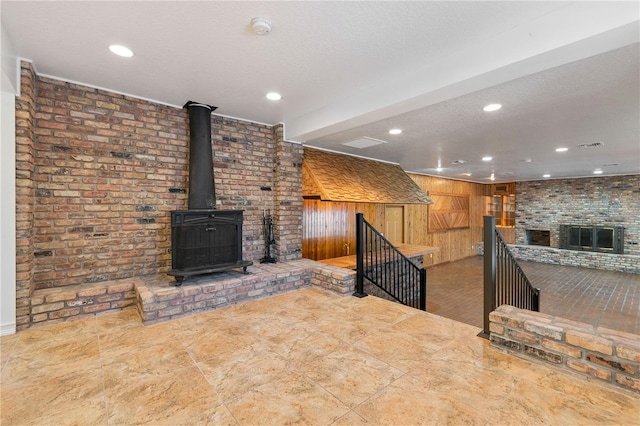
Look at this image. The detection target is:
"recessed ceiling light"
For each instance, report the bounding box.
[543,174,551,178]
[389,128,402,135]
[483,103,502,112]
[109,45,133,57]
[436,167,443,172]
[489,174,496,181]
[266,92,282,101]
[482,156,493,162]
[555,147,569,152]
[461,173,473,176]
[593,169,603,175]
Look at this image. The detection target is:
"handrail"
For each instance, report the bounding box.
[480,215,540,337]
[354,213,426,310]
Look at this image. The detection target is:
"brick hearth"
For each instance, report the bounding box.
[24,259,358,327]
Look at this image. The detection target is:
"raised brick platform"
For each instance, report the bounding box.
[135,259,319,324]
[19,259,360,330]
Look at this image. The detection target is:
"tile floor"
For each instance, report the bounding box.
[426,256,640,334]
[1,286,638,425]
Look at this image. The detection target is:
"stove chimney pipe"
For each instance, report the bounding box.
[184,101,218,209]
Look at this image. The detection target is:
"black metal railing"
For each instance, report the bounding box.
[480,215,540,337]
[353,213,426,310]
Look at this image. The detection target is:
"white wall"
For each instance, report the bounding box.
[1,23,18,335]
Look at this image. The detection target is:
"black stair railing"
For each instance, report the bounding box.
[353,213,426,310]
[480,215,540,338]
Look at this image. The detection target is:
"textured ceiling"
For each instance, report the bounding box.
[2,1,639,183]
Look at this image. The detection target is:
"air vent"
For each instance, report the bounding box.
[577,142,605,148]
[450,159,467,165]
[342,137,388,149]
[602,163,619,167]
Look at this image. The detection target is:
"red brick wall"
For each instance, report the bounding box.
[15,62,37,329]
[273,124,303,261]
[17,61,302,295]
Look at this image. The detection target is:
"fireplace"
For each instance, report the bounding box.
[168,101,252,285]
[559,225,624,254]
[526,229,550,247]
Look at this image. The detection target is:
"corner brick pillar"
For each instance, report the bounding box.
[15,61,37,330]
[272,124,302,261]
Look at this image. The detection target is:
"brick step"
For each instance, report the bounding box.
[136,259,319,324]
[28,280,137,324]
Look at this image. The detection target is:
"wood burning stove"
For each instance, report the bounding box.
[168,101,252,285]
[169,210,251,285]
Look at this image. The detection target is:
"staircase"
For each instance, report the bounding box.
[353,213,426,310]
[480,215,540,337]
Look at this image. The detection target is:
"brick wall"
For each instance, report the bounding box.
[15,61,303,328]
[490,305,640,394]
[273,124,303,261]
[515,175,640,256]
[15,62,37,330]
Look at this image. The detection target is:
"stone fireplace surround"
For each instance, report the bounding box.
[512,176,640,273]
[515,177,639,257]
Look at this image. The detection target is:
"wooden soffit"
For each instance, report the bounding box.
[303,148,433,204]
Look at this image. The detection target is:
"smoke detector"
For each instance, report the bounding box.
[251,18,272,35]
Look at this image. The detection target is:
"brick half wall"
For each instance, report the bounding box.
[490,305,640,394]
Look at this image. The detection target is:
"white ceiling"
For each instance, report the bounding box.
[2,1,639,183]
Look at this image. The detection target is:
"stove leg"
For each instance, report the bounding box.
[175,277,184,286]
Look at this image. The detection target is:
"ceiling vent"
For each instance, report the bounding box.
[342,137,388,149]
[577,142,605,148]
[450,159,467,165]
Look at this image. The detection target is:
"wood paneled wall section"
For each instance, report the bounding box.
[406,174,485,266]
[302,200,384,260]
[302,174,487,266]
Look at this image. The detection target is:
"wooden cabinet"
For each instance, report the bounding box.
[486,193,515,227]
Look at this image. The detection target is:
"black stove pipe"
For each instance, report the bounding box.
[184,101,218,209]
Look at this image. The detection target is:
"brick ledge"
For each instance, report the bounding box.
[490,305,640,394]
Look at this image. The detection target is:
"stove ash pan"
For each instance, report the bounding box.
[168,210,252,286]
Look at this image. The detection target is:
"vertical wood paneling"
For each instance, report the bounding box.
[302,173,489,265]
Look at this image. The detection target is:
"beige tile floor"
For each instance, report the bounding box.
[1,287,638,425]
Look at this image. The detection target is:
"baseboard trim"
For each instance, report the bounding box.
[1,322,16,336]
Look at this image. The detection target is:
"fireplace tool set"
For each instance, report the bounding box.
[260,209,277,264]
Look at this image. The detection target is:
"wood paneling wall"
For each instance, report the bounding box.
[302,173,487,267]
[302,200,384,260]
[406,174,485,266]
